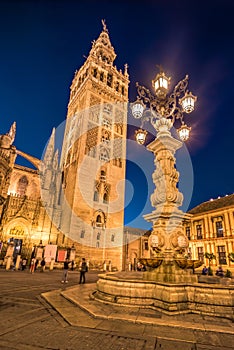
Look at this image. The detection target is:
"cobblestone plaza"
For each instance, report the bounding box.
[0,269,233,350]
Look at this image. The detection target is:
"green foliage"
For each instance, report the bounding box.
[204,252,216,267]
[225,269,232,278]
[208,267,213,276]
[228,252,234,262]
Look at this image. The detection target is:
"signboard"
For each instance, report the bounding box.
[44,244,57,263]
[35,247,44,260]
[57,249,67,262]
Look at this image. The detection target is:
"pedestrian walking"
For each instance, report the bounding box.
[79,258,88,284]
[61,258,69,283]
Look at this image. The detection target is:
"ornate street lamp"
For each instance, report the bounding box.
[135,128,148,145]
[130,68,196,143]
[177,123,191,141]
[152,70,171,98]
[130,67,198,283]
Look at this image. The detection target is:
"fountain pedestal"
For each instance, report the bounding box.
[142,260,198,283]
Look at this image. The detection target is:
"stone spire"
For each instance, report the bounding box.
[88,20,116,64]
[7,121,16,145]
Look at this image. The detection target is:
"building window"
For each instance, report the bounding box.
[103,193,108,204]
[196,224,202,239]
[80,230,85,238]
[99,148,110,162]
[96,215,101,223]
[107,73,113,87]
[103,104,112,115]
[96,215,102,228]
[144,241,149,251]
[100,72,104,82]
[102,118,111,129]
[100,170,106,182]
[93,68,97,78]
[216,221,224,238]
[97,232,101,240]
[17,176,28,196]
[113,158,122,168]
[93,191,99,202]
[186,227,191,240]
[217,245,227,265]
[197,247,204,262]
[111,234,115,242]
[101,130,110,144]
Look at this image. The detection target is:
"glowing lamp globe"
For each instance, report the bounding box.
[179,91,197,113]
[130,99,145,119]
[152,71,171,99]
[178,124,191,141]
[135,128,148,145]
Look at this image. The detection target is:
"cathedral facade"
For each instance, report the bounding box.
[0,22,129,271]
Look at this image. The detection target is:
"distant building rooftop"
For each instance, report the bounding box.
[188,194,234,215]
[124,226,151,237]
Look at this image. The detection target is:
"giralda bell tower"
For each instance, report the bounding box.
[60,21,129,270]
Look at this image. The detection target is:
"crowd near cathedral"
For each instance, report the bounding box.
[0,22,233,273]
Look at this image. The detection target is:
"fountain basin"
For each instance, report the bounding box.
[93,272,234,319]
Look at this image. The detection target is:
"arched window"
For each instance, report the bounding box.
[93,68,97,78]
[107,73,113,87]
[93,191,99,202]
[101,130,110,144]
[103,193,108,204]
[17,176,28,196]
[100,72,104,82]
[100,170,106,182]
[96,215,102,223]
[99,147,110,162]
[97,232,101,240]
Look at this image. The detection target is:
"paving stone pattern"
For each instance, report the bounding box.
[0,269,233,350]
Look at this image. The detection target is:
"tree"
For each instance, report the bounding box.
[228,252,234,262]
[204,252,216,276]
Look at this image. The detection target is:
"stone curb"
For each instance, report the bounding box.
[43,283,234,335]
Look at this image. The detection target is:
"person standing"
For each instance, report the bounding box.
[79,258,88,284]
[30,258,36,274]
[40,258,46,272]
[61,258,69,283]
[21,258,27,271]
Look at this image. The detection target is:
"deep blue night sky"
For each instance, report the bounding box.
[0,0,234,229]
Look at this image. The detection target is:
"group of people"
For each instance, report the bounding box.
[202,265,225,277]
[61,257,88,284]
[29,257,46,273]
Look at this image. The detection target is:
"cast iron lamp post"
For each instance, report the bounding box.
[130,67,198,282]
